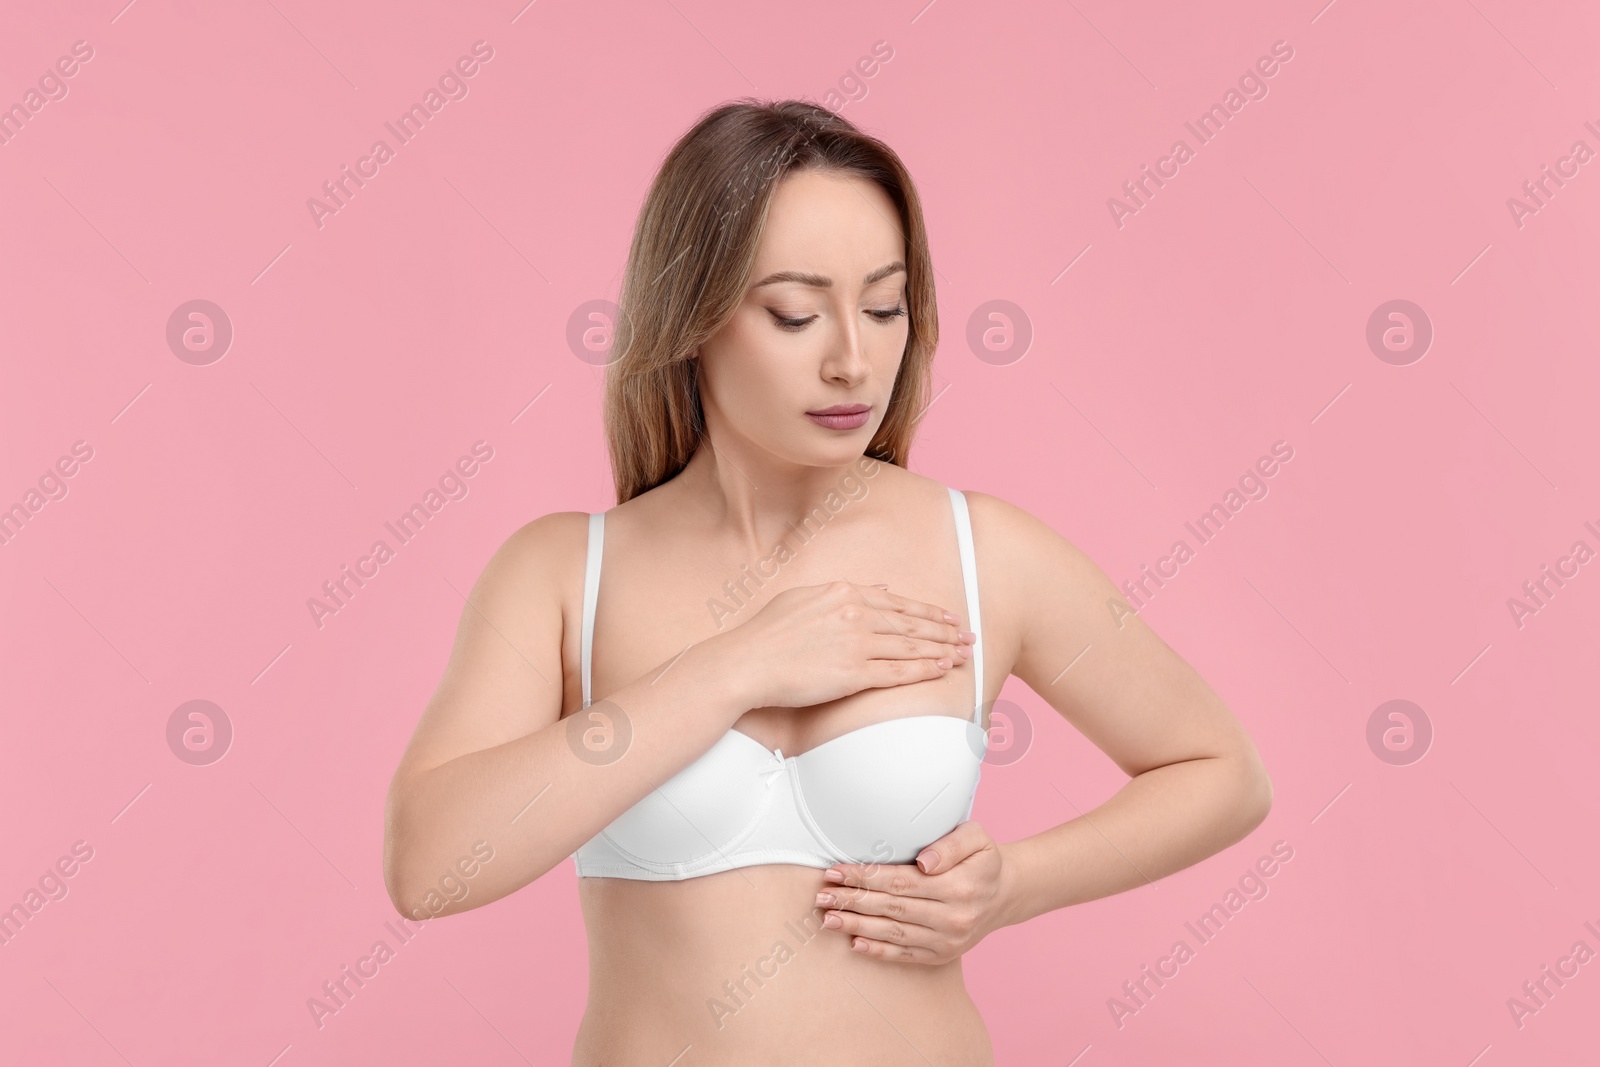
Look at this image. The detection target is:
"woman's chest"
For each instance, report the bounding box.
[561,529,1013,749]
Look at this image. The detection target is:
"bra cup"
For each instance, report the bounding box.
[598,731,777,869]
[793,717,983,865]
[964,718,990,761]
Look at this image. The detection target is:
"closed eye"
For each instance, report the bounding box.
[770,306,907,331]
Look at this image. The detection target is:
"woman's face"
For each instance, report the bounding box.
[695,168,910,468]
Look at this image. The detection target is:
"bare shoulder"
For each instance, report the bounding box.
[956,488,1119,671]
[477,509,592,608]
[958,489,1045,543]
[496,508,592,557]
[467,507,594,681]
[959,488,1103,590]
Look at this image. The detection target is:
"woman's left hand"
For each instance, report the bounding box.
[816,821,1013,965]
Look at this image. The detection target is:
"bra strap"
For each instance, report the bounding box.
[581,512,604,709]
[947,487,984,723]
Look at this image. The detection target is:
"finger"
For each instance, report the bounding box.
[837,584,970,656]
[844,582,965,631]
[866,615,973,651]
[915,820,989,875]
[858,655,952,690]
[821,906,938,952]
[825,862,944,902]
[848,603,970,653]
[861,633,969,663]
[860,609,965,635]
[817,884,935,927]
[846,936,940,964]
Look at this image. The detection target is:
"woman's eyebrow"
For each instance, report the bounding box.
[749,261,906,290]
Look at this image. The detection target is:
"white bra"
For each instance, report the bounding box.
[569,485,988,880]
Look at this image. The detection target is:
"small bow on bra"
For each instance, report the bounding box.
[759,749,786,787]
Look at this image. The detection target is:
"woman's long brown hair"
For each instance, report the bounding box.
[603,98,939,504]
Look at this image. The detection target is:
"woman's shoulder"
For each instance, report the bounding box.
[475,509,595,610]
[956,486,1036,533]
[946,485,1100,592]
[497,508,593,557]
[853,465,1064,553]
[938,482,1049,547]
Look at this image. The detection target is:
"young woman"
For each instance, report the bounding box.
[383,99,1272,1065]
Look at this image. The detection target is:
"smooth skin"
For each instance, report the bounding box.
[384,170,1272,1065]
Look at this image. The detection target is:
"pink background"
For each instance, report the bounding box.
[3,0,1598,1063]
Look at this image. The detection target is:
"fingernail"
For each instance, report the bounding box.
[824,868,844,883]
[917,850,938,873]
[959,630,976,643]
[936,658,952,669]
[955,645,970,659]
[943,611,959,623]
[815,892,834,907]
[823,912,842,929]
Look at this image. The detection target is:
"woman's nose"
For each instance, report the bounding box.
[822,323,869,382]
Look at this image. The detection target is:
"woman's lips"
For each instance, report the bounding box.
[805,406,870,430]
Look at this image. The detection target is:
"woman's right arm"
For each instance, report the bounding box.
[382,512,755,920]
[382,511,972,921]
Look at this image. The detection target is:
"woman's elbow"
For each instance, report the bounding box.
[1238,750,1273,827]
[383,842,426,921]
[384,855,462,922]
[383,854,421,921]
[382,791,431,920]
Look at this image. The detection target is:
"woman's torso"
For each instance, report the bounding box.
[560,465,1014,1066]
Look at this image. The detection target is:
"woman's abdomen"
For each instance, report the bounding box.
[572,866,993,1066]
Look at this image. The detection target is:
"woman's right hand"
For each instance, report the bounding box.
[706,581,974,710]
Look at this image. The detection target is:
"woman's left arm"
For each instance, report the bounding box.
[820,492,1273,963]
